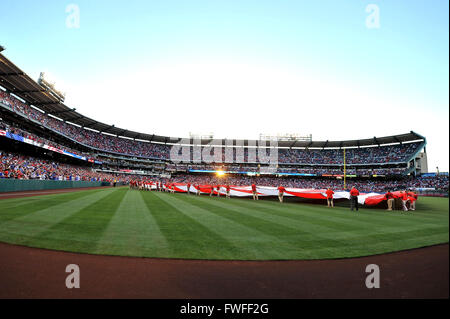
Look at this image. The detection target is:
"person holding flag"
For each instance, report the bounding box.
[278,185,286,203]
[385,190,395,211]
[226,184,231,198]
[326,188,334,207]
[252,183,258,200]
[401,190,409,211]
[216,185,221,197]
[195,183,201,196]
[349,186,360,211]
[407,189,417,211]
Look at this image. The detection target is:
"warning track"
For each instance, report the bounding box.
[0,242,447,298]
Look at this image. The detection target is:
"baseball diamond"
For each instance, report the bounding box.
[0,187,447,260]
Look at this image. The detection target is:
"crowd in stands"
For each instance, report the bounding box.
[277,143,421,164]
[0,151,119,182]
[165,163,407,176]
[0,90,169,159]
[1,147,447,193]
[0,116,413,178]
[0,120,94,160]
[408,175,449,191]
[1,90,423,164]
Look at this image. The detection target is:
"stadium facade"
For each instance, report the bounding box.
[1,53,443,194]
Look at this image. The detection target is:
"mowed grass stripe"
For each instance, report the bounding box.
[154,193,314,259]
[0,188,117,244]
[94,190,170,257]
[231,197,448,244]
[299,226,450,258]
[218,197,439,238]
[229,196,442,229]
[186,195,376,245]
[328,231,450,258]
[19,188,127,253]
[0,188,447,260]
[0,188,109,225]
[141,191,241,259]
[182,195,448,258]
[182,194,314,237]
[0,187,117,209]
[299,232,449,259]
[182,195,383,255]
[192,195,373,233]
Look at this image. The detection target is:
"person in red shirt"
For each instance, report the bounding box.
[216,185,221,197]
[401,190,409,211]
[385,190,395,211]
[251,183,258,200]
[195,183,201,196]
[209,185,214,197]
[349,186,360,211]
[226,184,231,198]
[278,185,286,203]
[407,190,417,211]
[326,188,334,207]
[187,183,191,195]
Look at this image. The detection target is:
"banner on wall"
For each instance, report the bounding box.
[1,129,100,164]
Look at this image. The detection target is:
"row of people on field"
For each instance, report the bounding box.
[129,180,418,211]
[324,187,417,211]
[384,189,418,211]
[163,173,448,193]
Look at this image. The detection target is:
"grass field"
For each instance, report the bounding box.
[0,187,448,260]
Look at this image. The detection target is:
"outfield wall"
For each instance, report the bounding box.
[0,179,110,193]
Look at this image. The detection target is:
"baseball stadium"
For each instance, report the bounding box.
[0,50,448,299]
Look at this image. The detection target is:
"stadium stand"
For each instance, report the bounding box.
[1,147,447,193]
[1,88,423,164]
[0,52,447,195]
[0,150,118,181]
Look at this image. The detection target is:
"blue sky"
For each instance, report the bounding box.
[1,0,449,170]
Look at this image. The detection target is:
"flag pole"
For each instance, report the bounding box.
[343,149,346,190]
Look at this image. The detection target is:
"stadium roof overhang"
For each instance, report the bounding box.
[0,53,426,148]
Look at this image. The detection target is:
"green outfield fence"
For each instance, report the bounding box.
[0,179,112,193]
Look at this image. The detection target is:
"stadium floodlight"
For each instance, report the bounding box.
[216,170,225,177]
[0,45,5,53]
[38,72,66,102]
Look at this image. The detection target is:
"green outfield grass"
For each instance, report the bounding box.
[0,187,448,260]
